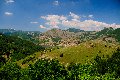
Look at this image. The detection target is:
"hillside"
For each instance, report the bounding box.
[0,33,44,66]
[15,39,120,68]
[0,29,41,44]
[38,27,120,47]
[1,28,120,48]
[66,28,85,33]
[38,28,95,47]
[94,27,120,42]
[43,40,120,65]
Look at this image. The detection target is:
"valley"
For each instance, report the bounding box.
[0,27,120,79]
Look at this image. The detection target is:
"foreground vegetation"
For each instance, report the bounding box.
[0,49,120,80]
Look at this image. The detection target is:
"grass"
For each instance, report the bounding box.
[16,40,120,68]
[45,40,119,65]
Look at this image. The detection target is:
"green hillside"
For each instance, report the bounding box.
[0,33,45,67]
[95,28,120,42]
[16,40,120,68]
[44,40,119,65]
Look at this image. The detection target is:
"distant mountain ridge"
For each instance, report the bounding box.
[0,29,16,35]
[39,27,120,47]
[66,28,85,33]
[0,29,41,44]
[95,27,120,42]
[0,28,120,47]
[38,28,95,47]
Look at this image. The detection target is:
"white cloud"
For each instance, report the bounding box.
[62,20,80,27]
[50,25,59,28]
[69,12,80,20]
[4,12,13,16]
[88,15,93,18]
[62,19,120,31]
[40,13,120,31]
[39,25,46,29]
[5,0,14,3]
[41,15,67,28]
[30,22,38,24]
[53,1,59,6]
[41,15,60,21]
[60,16,67,21]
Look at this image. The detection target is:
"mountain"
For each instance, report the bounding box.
[0,29,41,44]
[39,28,84,47]
[38,28,99,47]
[95,27,114,37]
[1,28,120,48]
[42,28,77,39]
[0,28,16,35]
[111,28,120,42]
[66,28,85,33]
[94,27,120,42]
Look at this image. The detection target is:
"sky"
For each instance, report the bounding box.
[0,0,120,31]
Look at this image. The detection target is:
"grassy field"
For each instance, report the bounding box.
[17,40,120,68]
[45,40,119,65]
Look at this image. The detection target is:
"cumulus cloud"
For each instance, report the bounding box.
[30,22,38,24]
[40,12,120,31]
[60,16,67,21]
[41,15,67,29]
[4,12,13,16]
[39,25,46,29]
[5,0,14,3]
[53,1,59,6]
[88,15,93,18]
[41,15,61,21]
[69,12,80,20]
[62,19,120,31]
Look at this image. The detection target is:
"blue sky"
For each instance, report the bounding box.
[0,0,120,31]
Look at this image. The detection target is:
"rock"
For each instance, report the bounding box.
[60,53,63,57]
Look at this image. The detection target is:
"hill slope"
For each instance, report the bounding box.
[39,28,95,47]
[0,33,44,63]
[43,40,119,65]
[16,39,120,68]
[94,27,120,42]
